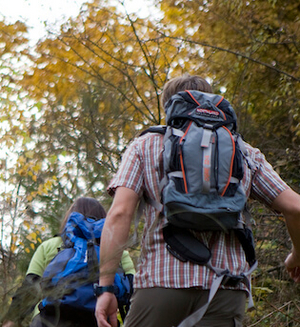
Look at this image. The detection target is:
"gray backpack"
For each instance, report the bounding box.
[161,90,246,231]
[140,90,258,327]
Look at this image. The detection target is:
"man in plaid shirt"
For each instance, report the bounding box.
[95,75,300,327]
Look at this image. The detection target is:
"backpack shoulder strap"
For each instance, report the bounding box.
[139,125,166,136]
[236,135,257,173]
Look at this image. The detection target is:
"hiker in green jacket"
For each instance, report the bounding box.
[3,197,135,327]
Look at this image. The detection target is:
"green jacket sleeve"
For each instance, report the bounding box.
[120,250,136,275]
[26,236,62,276]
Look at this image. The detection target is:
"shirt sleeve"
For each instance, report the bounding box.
[108,138,144,197]
[248,145,290,206]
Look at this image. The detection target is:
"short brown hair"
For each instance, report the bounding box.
[161,74,213,108]
[59,197,106,233]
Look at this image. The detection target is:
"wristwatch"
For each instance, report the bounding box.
[93,284,115,297]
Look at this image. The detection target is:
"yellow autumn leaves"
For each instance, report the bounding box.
[10,224,45,254]
[16,155,57,202]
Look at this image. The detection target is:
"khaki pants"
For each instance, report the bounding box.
[124,288,247,327]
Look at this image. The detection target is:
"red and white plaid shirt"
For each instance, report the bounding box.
[108,132,289,290]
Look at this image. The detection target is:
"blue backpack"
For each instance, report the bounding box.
[39,212,132,323]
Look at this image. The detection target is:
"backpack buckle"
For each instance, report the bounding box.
[222,274,244,287]
[87,239,95,247]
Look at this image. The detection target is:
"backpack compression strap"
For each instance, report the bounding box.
[201,124,214,193]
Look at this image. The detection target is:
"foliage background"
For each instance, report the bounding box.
[0,0,300,325]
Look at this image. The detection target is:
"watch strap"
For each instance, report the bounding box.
[93,284,115,297]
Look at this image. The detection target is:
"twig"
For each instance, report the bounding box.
[252,265,285,280]
[248,301,292,327]
[266,299,300,324]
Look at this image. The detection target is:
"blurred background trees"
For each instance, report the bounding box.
[0,0,299,325]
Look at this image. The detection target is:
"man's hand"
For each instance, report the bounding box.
[3,321,16,327]
[285,250,300,283]
[95,292,118,327]
[272,189,300,283]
